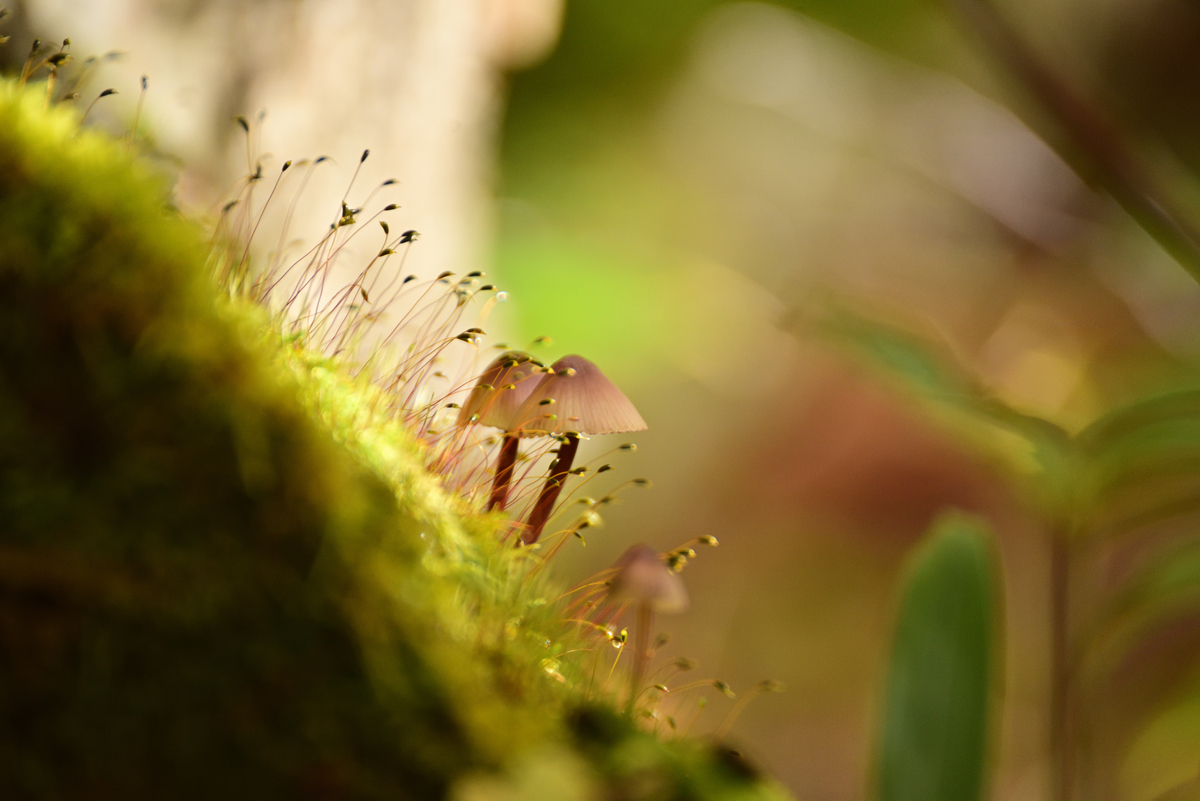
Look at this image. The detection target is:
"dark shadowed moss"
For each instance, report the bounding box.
[0,80,790,801]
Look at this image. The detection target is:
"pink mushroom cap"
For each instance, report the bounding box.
[513,354,647,437]
[457,351,544,430]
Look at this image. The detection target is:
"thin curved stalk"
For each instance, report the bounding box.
[522,434,580,545]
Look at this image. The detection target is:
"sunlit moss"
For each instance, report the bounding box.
[0,78,790,800]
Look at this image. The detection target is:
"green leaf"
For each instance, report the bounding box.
[876,512,996,801]
[816,308,1070,492]
[1075,389,1200,535]
[1082,541,1200,684]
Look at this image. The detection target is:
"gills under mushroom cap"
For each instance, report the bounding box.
[514,354,647,436]
[457,351,543,430]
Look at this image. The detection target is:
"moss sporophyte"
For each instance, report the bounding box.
[0,55,788,799]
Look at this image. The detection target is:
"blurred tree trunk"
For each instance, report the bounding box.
[19,0,562,286]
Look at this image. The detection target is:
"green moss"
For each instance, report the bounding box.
[0,80,790,801]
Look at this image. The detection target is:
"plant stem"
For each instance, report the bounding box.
[627,603,653,715]
[486,433,520,511]
[1050,527,1074,801]
[953,0,1200,285]
[522,433,579,545]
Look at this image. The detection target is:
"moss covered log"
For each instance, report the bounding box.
[0,80,789,801]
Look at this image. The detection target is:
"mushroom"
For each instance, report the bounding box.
[514,354,647,545]
[607,544,689,711]
[608,544,689,614]
[457,350,543,511]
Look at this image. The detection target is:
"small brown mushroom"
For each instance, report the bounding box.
[608,544,689,614]
[457,350,543,511]
[607,544,688,711]
[515,354,647,544]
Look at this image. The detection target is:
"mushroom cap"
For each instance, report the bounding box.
[513,354,647,436]
[608,544,689,614]
[457,351,544,430]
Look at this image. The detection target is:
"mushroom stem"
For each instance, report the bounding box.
[522,433,580,544]
[486,433,520,511]
[628,602,654,715]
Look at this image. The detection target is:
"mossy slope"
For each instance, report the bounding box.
[0,81,790,801]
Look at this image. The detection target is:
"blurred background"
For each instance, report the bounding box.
[13,0,1200,798]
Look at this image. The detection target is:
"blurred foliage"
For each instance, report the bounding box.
[498,0,1200,795]
[876,513,995,801]
[0,78,791,800]
[815,306,1071,493]
[499,0,960,366]
[499,0,1200,798]
[506,0,947,110]
[820,307,1200,798]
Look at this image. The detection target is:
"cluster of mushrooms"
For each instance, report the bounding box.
[459,352,702,705]
[457,351,648,545]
